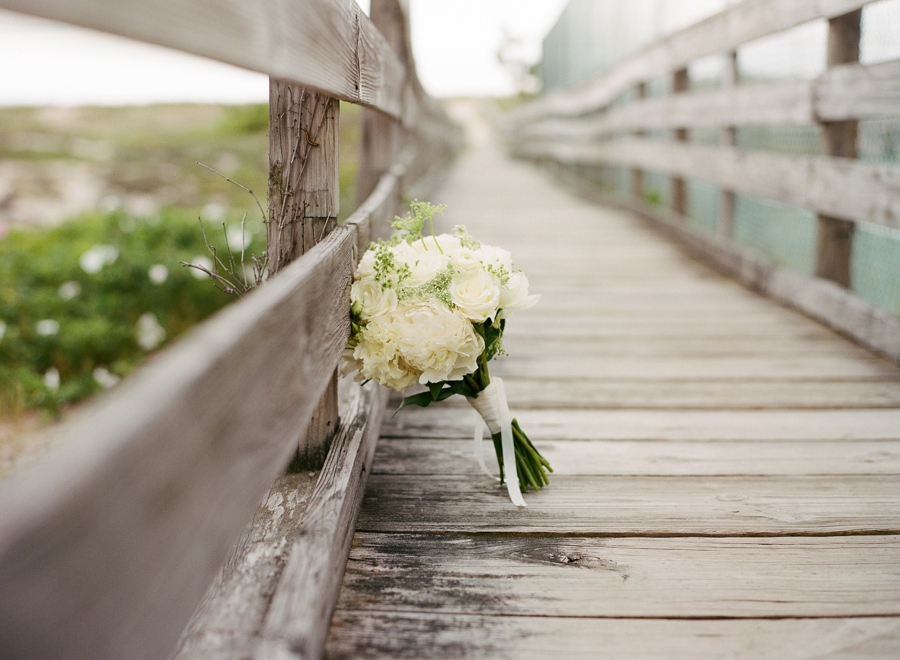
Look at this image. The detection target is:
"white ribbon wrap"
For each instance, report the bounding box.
[467,378,526,508]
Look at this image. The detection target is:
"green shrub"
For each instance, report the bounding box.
[0,209,245,416]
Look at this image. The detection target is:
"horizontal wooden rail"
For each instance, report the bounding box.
[0,0,412,120]
[517,138,900,231]
[519,58,900,142]
[0,160,407,660]
[514,0,872,122]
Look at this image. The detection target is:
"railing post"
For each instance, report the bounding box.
[268,81,341,468]
[671,67,689,217]
[719,50,738,239]
[631,82,647,201]
[358,0,406,208]
[816,9,861,287]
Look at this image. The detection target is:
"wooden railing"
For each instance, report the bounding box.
[510,0,900,362]
[0,1,460,659]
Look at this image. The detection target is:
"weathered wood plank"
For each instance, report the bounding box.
[817,58,900,120]
[519,57,900,142]
[382,407,900,441]
[170,473,318,660]
[393,377,900,409]
[339,535,900,616]
[357,477,900,534]
[520,138,900,230]
[1,0,407,118]
[327,611,900,660]
[253,381,388,660]
[488,354,898,380]
[373,438,900,476]
[522,80,814,140]
[514,0,871,121]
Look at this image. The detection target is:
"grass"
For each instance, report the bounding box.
[0,101,363,429]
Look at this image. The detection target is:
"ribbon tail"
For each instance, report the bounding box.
[495,378,526,508]
[473,412,500,480]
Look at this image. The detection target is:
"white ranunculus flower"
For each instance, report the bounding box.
[476,244,513,271]
[351,276,398,320]
[499,271,541,315]
[449,268,501,322]
[393,300,484,384]
[449,247,482,273]
[354,313,419,391]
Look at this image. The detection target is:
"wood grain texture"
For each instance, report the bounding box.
[170,473,318,660]
[253,381,387,660]
[382,407,900,441]
[513,0,871,121]
[373,438,900,476]
[817,58,900,120]
[338,534,900,617]
[327,612,900,660]
[518,138,900,230]
[407,377,900,409]
[357,475,900,535]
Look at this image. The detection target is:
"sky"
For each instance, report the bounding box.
[0,1,570,106]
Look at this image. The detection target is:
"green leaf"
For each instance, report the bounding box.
[394,391,435,415]
[428,381,445,400]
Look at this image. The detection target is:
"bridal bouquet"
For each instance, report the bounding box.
[342,201,552,506]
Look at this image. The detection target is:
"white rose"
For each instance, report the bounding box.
[394,241,446,287]
[411,233,462,256]
[351,277,398,320]
[355,249,377,279]
[499,271,540,315]
[393,301,484,384]
[449,268,501,322]
[476,244,513,271]
[449,247,482,273]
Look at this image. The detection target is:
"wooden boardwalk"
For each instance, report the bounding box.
[325,114,900,658]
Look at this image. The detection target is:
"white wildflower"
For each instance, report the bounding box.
[36,319,60,336]
[449,268,501,322]
[225,224,253,252]
[79,245,118,274]
[148,264,168,284]
[201,203,226,222]
[93,366,121,389]
[58,281,81,300]
[136,312,166,350]
[44,367,60,390]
